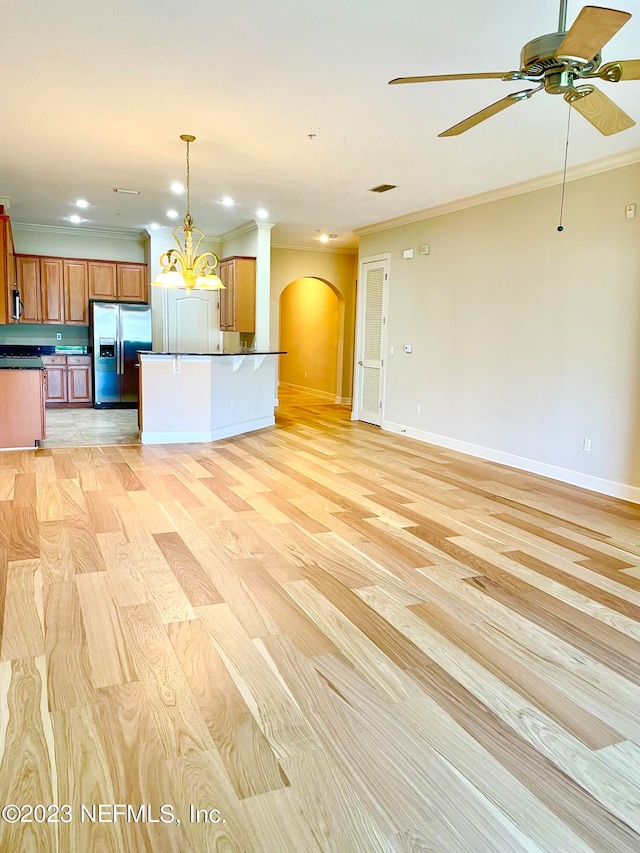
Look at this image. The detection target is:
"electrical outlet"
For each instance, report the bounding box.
[56,333,62,340]
[304,371,307,378]
[583,438,592,452]
[416,404,421,414]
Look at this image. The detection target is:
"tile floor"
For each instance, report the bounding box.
[41,407,140,447]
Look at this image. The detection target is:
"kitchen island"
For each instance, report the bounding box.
[0,357,46,448]
[138,351,284,444]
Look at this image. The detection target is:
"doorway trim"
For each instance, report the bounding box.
[352,252,390,424]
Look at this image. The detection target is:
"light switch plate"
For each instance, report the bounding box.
[402,248,414,259]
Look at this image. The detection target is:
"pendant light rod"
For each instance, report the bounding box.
[180,134,195,222]
[558,0,568,32]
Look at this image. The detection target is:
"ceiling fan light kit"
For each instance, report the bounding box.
[390,3,639,137]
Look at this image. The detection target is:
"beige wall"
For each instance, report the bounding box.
[279,278,340,397]
[13,226,146,261]
[271,247,357,402]
[358,161,640,498]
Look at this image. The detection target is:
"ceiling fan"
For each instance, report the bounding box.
[389,2,639,136]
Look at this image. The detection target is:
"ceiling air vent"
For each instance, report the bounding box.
[369,184,396,193]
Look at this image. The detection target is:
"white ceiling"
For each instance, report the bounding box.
[2,0,639,249]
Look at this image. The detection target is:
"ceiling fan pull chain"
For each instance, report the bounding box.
[557,102,572,232]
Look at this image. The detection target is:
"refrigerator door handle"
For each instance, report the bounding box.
[118,308,123,375]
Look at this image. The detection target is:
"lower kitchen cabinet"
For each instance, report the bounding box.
[43,355,92,406]
[67,356,92,402]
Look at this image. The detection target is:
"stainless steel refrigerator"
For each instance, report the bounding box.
[91,302,152,407]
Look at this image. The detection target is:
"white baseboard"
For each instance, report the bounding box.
[141,416,275,445]
[382,420,640,505]
[279,382,339,402]
[334,396,353,405]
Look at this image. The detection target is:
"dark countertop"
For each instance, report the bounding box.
[0,356,45,370]
[0,344,55,356]
[138,351,286,356]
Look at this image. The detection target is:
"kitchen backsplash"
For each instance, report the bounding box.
[0,324,89,346]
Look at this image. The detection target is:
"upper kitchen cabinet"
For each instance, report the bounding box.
[40,258,64,324]
[16,256,72,325]
[16,256,41,323]
[88,262,117,301]
[88,261,147,302]
[63,260,89,324]
[14,255,148,325]
[218,256,256,333]
[117,263,147,302]
[0,210,16,324]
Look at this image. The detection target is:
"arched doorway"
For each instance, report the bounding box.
[279,277,343,401]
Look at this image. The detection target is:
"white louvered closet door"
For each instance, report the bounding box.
[356,260,387,425]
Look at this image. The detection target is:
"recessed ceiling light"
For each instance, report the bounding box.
[75,199,90,208]
[149,222,160,230]
[318,234,329,243]
[68,215,83,224]
[166,209,179,219]
[221,196,235,207]
[255,208,269,219]
[170,182,184,194]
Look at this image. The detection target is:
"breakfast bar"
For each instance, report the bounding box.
[138,351,284,444]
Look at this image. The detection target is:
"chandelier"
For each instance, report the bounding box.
[151,135,225,290]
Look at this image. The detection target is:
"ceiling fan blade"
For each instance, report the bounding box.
[565,85,635,134]
[556,6,631,61]
[389,72,512,85]
[438,89,538,137]
[598,58,640,81]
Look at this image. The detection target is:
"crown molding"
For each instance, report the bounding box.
[272,241,357,255]
[355,147,640,237]
[13,222,145,241]
[219,221,259,242]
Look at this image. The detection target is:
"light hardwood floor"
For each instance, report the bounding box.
[1,389,640,851]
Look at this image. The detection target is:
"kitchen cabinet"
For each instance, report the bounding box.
[16,256,74,324]
[89,261,147,302]
[42,354,92,406]
[66,355,92,402]
[15,255,147,326]
[117,263,147,302]
[40,258,64,324]
[16,256,41,322]
[218,256,256,332]
[63,259,89,324]
[42,355,67,402]
[88,262,117,300]
[0,210,16,325]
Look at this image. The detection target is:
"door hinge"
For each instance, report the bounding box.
[379,401,382,408]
